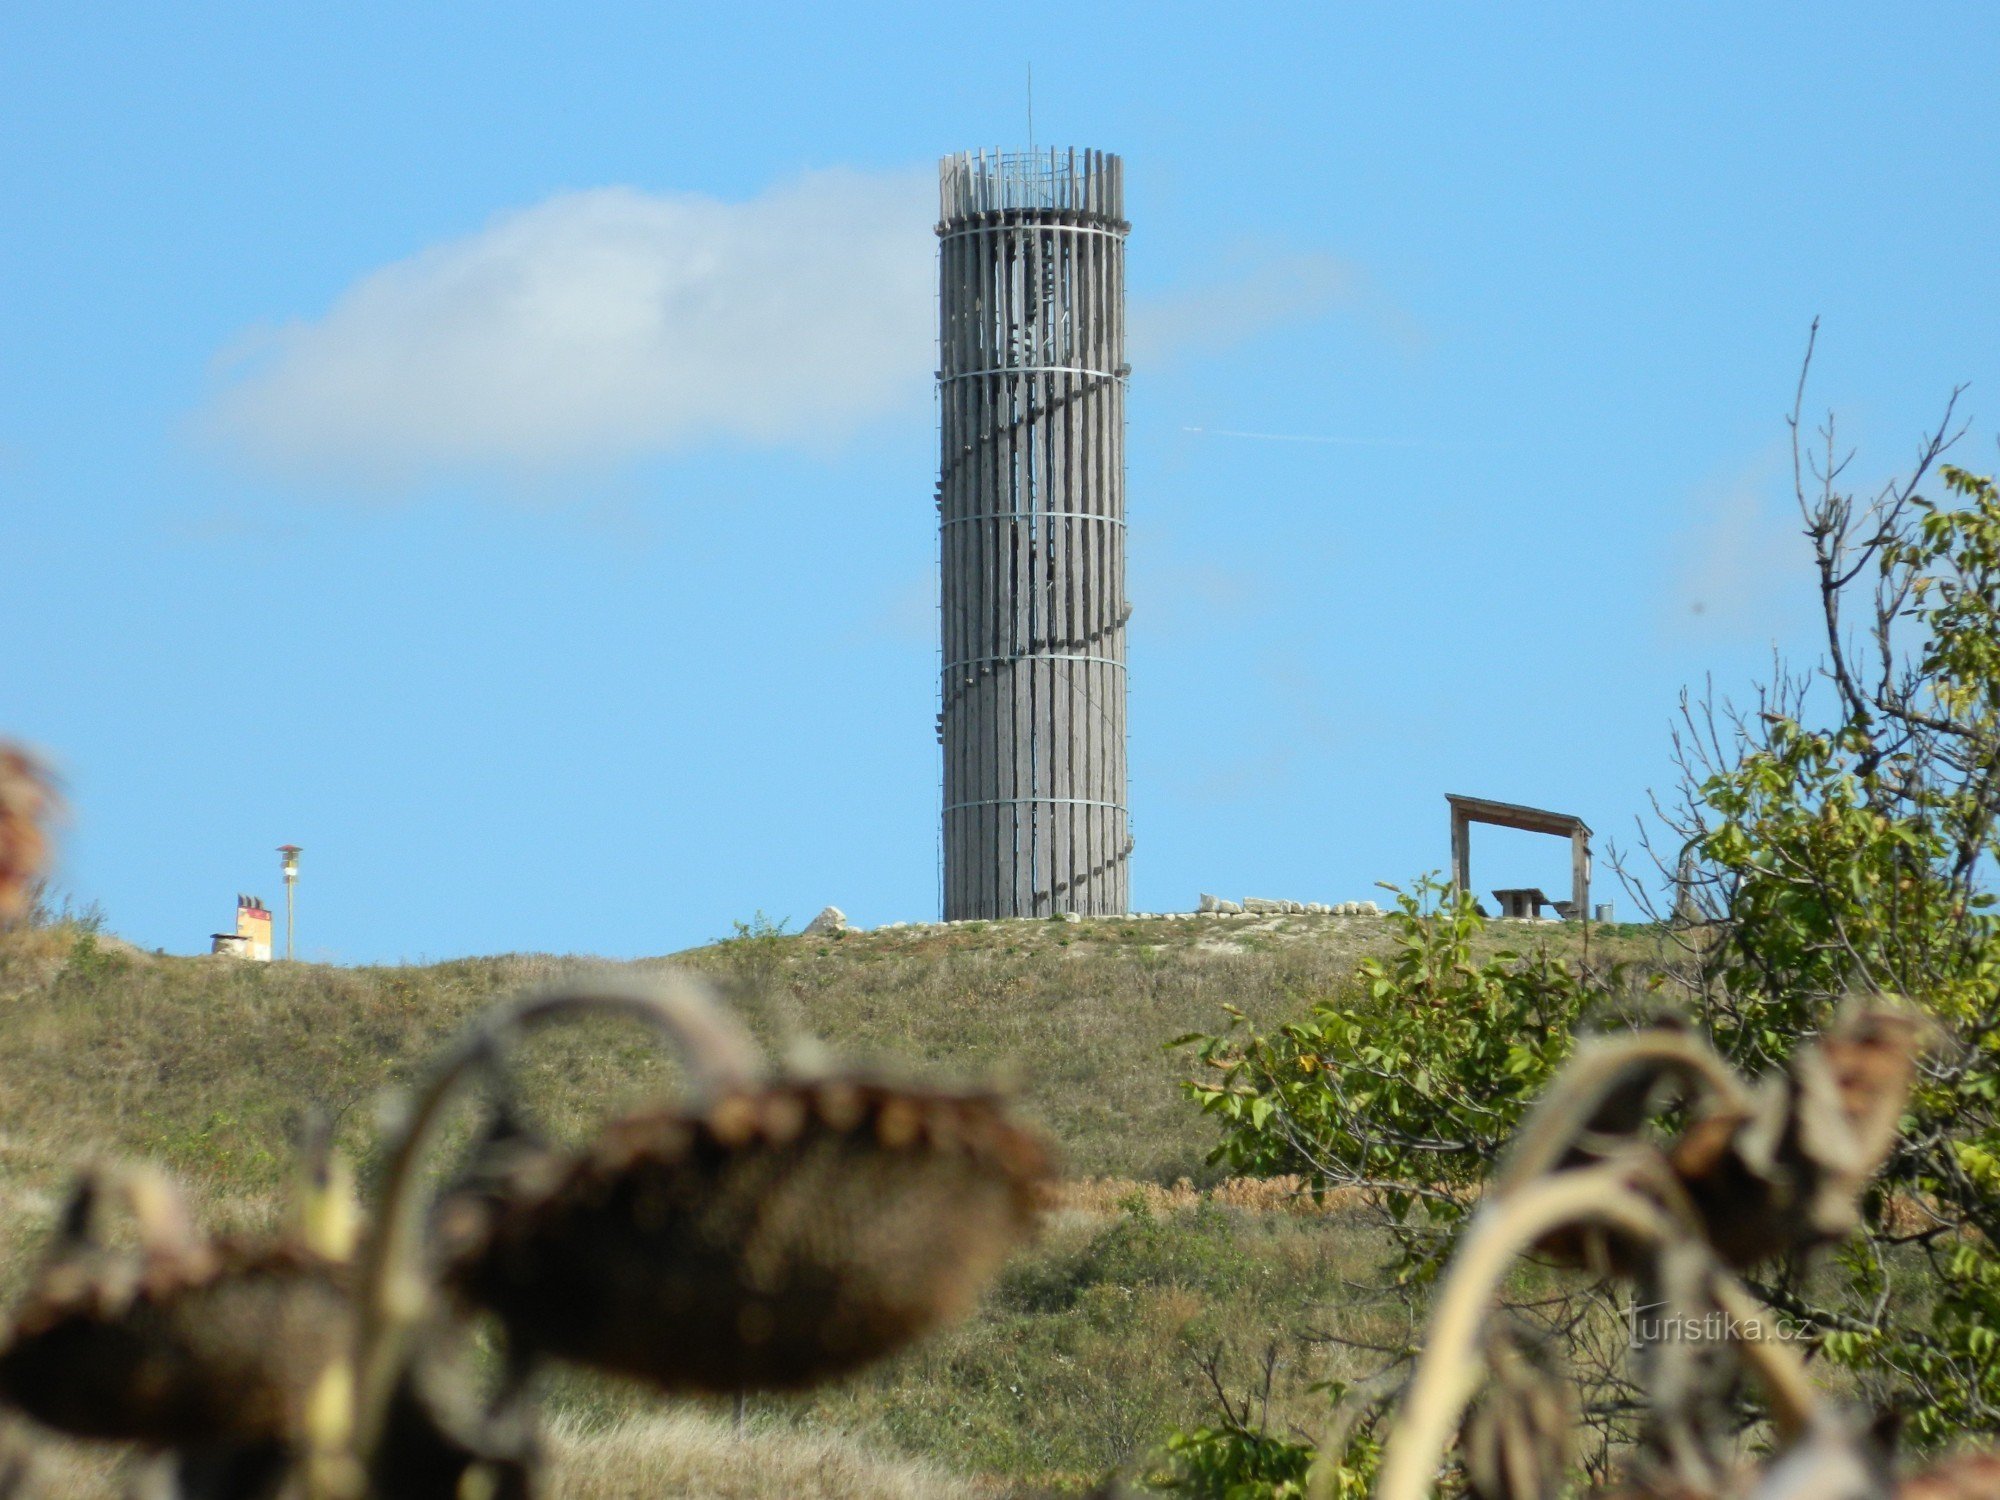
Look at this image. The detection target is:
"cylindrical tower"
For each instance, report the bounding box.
[937,147,1130,920]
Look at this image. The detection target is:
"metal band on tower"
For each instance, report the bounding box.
[937,148,1131,919]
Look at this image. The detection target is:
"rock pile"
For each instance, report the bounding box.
[825,901,1384,933]
[1198,894,1380,917]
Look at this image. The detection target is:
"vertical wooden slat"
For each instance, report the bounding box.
[975,222,996,923]
[1079,215,1100,909]
[1025,222,1044,913]
[987,226,1005,919]
[957,222,976,919]
[1056,229,1072,912]
[1005,229,1029,917]
[1110,177,1129,904]
[941,221,959,919]
[1080,218,1100,911]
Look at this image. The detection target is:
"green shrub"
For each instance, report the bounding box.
[1176,876,1608,1277]
[1148,1421,1317,1499]
[1167,382,2000,1480]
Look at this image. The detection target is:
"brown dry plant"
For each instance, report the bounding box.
[342,972,1051,1495]
[1360,1007,1964,1500]
[443,1080,1049,1394]
[0,749,56,930]
[0,1163,350,1452]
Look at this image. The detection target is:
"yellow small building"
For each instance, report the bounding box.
[212,894,273,961]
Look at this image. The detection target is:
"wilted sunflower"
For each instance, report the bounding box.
[0,747,56,928]
[1490,1008,1926,1273]
[0,1168,351,1451]
[439,1077,1051,1393]
[1668,1007,1925,1267]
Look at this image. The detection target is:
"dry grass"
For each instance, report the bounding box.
[1051,1174,1363,1218]
[784,1198,1409,1489]
[0,1197,1411,1498]
[0,911,1448,1277]
[0,1412,980,1500]
[548,1412,981,1500]
[0,1420,128,1500]
[0,912,1644,1212]
[0,912,1654,1493]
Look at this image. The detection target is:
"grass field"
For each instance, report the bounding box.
[0,909,1641,1495]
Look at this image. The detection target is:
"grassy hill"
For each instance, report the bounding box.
[0,909,1639,1496]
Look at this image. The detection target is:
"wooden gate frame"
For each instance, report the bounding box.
[1446,794,1591,920]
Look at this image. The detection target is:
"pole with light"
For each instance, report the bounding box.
[278,845,301,960]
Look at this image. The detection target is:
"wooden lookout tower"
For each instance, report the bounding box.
[937,148,1132,919]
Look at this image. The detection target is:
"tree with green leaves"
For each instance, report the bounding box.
[1158,333,2000,1490]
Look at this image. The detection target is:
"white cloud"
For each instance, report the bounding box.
[204,168,937,484]
[205,171,1392,488]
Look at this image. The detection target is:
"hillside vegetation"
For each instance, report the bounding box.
[0,909,1640,1495]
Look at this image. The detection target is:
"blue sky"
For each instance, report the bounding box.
[5,3,1997,962]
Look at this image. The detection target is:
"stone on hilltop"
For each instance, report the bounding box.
[802,906,850,936]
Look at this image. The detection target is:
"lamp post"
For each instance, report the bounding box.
[278,845,301,961]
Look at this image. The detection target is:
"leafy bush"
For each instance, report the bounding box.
[1149,1421,1318,1499]
[1164,351,2000,1485]
[1175,876,1608,1275]
[1656,453,2000,1444]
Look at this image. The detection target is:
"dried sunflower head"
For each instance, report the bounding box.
[0,1240,351,1450]
[0,748,56,929]
[1671,1007,1924,1267]
[442,1079,1052,1393]
[0,1168,351,1451]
